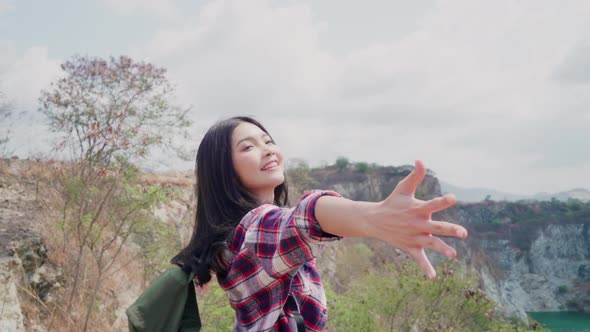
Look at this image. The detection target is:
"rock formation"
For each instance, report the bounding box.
[306,164,590,324]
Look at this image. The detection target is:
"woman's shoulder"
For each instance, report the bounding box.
[239,190,342,229]
[239,203,280,228]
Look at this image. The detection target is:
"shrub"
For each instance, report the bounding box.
[196,282,235,331]
[326,261,541,331]
[335,157,350,171]
[286,159,319,200]
[355,162,369,173]
[39,161,171,331]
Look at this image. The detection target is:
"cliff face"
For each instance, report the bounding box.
[468,223,590,322]
[305,165,590,323]
[0,166,42,331]
[310,165,441,201]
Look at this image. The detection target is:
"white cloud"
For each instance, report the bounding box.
[554,41,590,83]
[0,0,15,14]
[137,0,337,111]
[77,0,590,193]
[0,46,62,157]
[0,0,585,194]
[100,0,179,19]
[0,46,61,111]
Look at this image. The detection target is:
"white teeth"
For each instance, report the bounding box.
[262,161,278,170]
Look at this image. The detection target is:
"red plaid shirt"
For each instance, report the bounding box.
[217,190,342,331]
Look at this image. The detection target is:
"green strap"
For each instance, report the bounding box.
[179,273,201,332]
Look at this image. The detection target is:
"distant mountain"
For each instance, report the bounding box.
[440,181,590,203]
[530,188,590,202]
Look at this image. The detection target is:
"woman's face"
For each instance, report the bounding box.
[231,122,285,203]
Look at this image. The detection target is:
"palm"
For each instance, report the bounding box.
[377,160,467,279]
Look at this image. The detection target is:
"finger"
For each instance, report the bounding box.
[418,220,468,238]
[408,248,436,280]
[394,160,426,197]
[417,235,457,259]
[419,194,456,214]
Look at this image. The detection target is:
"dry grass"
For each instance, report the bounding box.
[31,211,147,331]
[7,158,190,331]
[140,172,194,187]
[4,159,195,331]
[1,158,194,188]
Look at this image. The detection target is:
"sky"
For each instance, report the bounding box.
[1,0,590,195]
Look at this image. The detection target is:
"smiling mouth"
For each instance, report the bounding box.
[261,160,279,171]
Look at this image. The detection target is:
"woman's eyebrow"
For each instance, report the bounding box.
[235,133,270,147]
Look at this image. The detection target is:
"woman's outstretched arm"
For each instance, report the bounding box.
[314,159,468,280]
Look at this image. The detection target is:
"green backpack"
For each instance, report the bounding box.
[126,267,201,332]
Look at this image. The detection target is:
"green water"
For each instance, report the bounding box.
[528,312,590,332]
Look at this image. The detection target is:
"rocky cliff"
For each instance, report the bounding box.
[309,164,440,201]
[0,162,58,331]
[303,164,590,324]
[474,223,590,322]
[448,202,590,324]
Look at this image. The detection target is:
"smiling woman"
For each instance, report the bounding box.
[172,116,468,331]
[231,122,285,204]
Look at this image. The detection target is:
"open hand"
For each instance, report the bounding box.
[367,160,468,279]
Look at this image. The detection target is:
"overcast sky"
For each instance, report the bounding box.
[1,0,590,195]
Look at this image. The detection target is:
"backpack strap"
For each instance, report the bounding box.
[179,273,201,331]
[285,295,305,332]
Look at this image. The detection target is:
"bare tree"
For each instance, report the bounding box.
[36,55,191,331]
[39,55,191,167]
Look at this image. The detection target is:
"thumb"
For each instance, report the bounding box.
[394,160,426,197]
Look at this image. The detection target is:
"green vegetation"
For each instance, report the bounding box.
[133,209,182,283]
[286,159,319,200]
[42,161,173,331]
[500,199,590,224]
[196,282,236,332]
[191,259,542,331]
[354,161,369,173]
[327,262,541,332]
[335,157,350,171]
[466,198,590,251]
[464,198,590,227]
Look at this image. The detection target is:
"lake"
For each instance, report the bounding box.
[528,312,590,332]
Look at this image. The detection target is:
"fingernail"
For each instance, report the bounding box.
[447,249,455,258]
[447,194,456,204]
[457,229,467,238]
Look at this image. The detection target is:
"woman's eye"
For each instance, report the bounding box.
[244,145,253,151]
[265,140,274,145]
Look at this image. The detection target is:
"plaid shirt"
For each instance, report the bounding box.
[217,190,342,331]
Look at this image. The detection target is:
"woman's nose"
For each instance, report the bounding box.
[264,144,276,156]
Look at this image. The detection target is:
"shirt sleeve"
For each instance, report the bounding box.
[240,190,342,278]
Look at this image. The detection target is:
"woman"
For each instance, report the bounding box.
[172,116,468,331]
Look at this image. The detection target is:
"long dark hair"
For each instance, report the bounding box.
[172,116,289,286]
